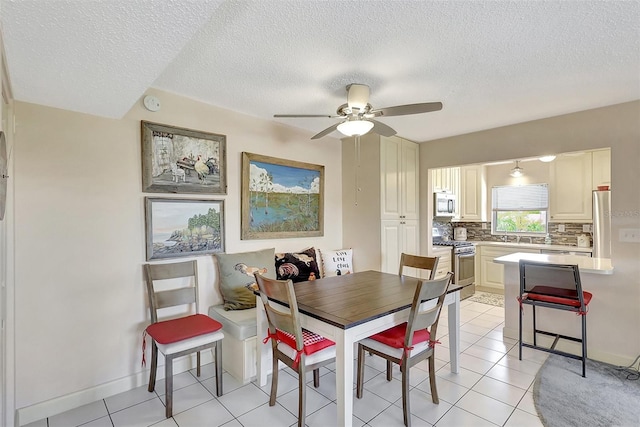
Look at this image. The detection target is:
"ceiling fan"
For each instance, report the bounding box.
[274,84,443,140]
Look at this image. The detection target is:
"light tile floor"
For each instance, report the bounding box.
[25,299,546,427]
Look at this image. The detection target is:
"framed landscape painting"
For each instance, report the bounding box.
[141,121,227,194]
[241,152,324,240]
[145,197,225,260]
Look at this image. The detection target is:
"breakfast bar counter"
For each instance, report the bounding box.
[493,252,616,363]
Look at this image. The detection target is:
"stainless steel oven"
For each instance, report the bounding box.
[454,245,475,300]
[432,239,475,300]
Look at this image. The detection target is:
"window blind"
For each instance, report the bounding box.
[492,184,548,210]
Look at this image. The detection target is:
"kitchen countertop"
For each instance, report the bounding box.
[494,252,613,274]
[466,241,593,253]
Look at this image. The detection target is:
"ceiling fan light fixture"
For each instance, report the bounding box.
[337,120,374,137]
[510,160,524,177]
[539,155,556,162]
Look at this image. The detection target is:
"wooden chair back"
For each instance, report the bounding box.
[399,253,440,280]
[404,272,453,349]
[254,273,304,351]
[144,260,199,324]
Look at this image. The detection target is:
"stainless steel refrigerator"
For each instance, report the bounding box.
[592,190,611,258]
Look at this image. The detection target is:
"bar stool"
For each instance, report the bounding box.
[518,260,592,377]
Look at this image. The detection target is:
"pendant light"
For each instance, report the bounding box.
[510,161,524,177]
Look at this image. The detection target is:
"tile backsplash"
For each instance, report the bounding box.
[433,221,591,247]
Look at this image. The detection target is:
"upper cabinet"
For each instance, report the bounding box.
[458,165,487,222]
[592,149,611,190]
[549,152,593,221]
[381,136,419,220]
[432,166,459,194]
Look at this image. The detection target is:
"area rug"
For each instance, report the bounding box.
[466,291,504,307]
[533,354,640,427]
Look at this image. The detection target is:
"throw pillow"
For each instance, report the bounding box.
[275,247,321,282]
[321,248,354,277]
[215,248,276,310]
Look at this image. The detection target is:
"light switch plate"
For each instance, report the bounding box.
[583,224,592,232]
[557,224,565,232]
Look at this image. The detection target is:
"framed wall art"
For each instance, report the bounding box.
[241,152,324,240]
[145,197,225,260]
[141,121,227,194]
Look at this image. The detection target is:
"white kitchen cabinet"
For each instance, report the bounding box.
[592,148,611,189]
[458,165,486,221]
[431,246,452,280]
[381,219,419,275]
[476,245,539,293]
[343,134,420,274]
[549,152,593,221]
[381,136,419,220]
[431,167,460,194]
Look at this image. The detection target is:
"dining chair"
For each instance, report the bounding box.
[379,253,440,379]
[398,253,439,280]
[518,260,592,377]
[254,273,336,427]
[144,260,224,418]
[356,272,453,427]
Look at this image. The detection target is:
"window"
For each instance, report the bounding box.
[492,184,548,234]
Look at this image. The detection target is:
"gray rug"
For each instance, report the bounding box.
[533,354,640,427]
[466,291,504,307]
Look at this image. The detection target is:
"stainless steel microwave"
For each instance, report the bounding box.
[434,192,456,217]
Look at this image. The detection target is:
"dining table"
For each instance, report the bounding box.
[255,270,466,427]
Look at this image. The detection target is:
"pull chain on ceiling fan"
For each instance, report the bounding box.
[274,84,443,140]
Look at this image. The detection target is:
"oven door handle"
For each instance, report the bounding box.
[457,253,475,259]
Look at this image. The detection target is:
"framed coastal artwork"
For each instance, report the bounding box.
[141,121,227,194]
[145,197,225,260]
[241,152,324,240]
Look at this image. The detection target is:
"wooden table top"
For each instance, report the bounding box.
[261,270,464,330]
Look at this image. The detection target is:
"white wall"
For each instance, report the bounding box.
[420,101,640,366]
[12,89,343,422]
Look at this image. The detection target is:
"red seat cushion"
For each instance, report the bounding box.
[525,286,593,308]
[369,322,430,349]
[146,314,223,344]
[275,328,335,355]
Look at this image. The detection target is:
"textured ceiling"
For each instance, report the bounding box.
[2,0,639,142]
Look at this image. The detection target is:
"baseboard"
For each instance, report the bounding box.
[17,352,213,426]
[502,326,635,368]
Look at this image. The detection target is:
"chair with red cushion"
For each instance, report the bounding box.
[144,260,224,418]
[254,273,335,427]
[518,260,592,377]
[356,272,453,427]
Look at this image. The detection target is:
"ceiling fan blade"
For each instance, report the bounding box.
[371,102,443,117]
[311,123,340,140]
[370,119,397,137]
[274,114,340,118]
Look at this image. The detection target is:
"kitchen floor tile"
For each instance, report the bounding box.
[434,406,498,426]
[471,376,527,407]
[172,399,234,427]
[456,390,515,425]
[48,400,109,427]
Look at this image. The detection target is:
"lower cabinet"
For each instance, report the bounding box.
[381,219,419,275]
[431,247,452,280]
[476,246,539,293]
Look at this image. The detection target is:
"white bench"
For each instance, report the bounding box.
[207,305,257,384]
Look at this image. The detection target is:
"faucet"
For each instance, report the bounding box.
[501,233,509,242]
[521,236,533,244]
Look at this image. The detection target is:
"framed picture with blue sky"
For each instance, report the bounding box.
[241,152,324,239]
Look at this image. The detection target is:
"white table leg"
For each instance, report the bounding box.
[334,328,353,427]
[255,297,270,387]
[448,290,461,373]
